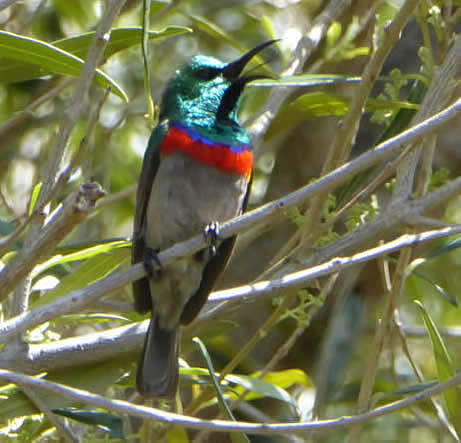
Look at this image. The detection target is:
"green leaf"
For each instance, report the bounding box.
[31,241,130,307]
[259,368,311,389]
[193,338,236,420]
[28,182,42,216]
[336,79,427,207]
[167,426,189,443]
[0,31,127,101]
[415,300,461,437]
[326,22,342,50]
[249,74,361,88]
[193,337,250,443]
[428,237,461,259]
[0,360,125,426]
[0,27,191,89]
[390,380,438,396]
[290,91,349,116]
[31,239,129,277]
[225,372,298,406]
[61,313,130,323]
[266,91,349,138]
[366,97,419,112]
[53,26,191,60]
[52,408,124,438]
[410,267,458,307]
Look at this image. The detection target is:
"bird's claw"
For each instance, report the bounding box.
[143,247,162,280]
[203,221,220,256]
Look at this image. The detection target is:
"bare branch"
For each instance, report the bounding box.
[0,224,458,371]
[0,369,460,435]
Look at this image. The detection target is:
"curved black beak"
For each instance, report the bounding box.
[222,39,279,81]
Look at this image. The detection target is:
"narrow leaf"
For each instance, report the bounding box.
[53,26,192,60]
[32,243,129,307]
[411,269,458,307]
[193,337,250,443]
[226,374,296,406]
[249,74,361,87]
[28,182,42,216]
[52,409,124,439]
[415,300,461,437]
[428,237,461,259]
[0,31,127,101]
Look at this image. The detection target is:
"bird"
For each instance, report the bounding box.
[132,40,277,397]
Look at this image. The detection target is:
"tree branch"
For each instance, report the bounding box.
[0,224,458,371]
[0,369,460,435]
[0,94,458,339]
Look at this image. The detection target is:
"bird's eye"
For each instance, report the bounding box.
[195,67,220,81]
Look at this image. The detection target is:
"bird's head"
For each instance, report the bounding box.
[160,40,277,134]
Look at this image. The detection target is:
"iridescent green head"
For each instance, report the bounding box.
[159,40,277,144]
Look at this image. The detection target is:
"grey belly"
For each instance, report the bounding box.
[145,153,248,250]
[143,153,249,329]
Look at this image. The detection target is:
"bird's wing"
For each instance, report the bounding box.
[180,171,253,325]
[132,120,169,314]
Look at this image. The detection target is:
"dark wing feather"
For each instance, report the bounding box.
[180,171,253,325]
[132,121,169,314]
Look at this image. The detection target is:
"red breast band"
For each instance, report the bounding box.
[160,125,253,178]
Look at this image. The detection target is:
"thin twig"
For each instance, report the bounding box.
[6,0,127,320]
[0,86,110,259]
[0,79,73,138]
[1,94,458,300]
[299,0,420,275]
[349,33,461,443]
[0,178,458,345]
[0,183,106,297]
[0,224,459,367]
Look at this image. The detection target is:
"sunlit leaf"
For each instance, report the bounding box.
[225,373,297,406]
[0,31,127,101]
[53,26,192,60]
[415,300,461,437]
[249,74,360,87]
[193,337,250,443]
[32,241,130,307]
[28,182,42,216]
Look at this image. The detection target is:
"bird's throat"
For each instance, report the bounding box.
[160,123,253,178]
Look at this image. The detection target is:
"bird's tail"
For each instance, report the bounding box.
[137,315,179,397]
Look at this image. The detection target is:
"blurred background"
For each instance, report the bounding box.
[0,0,460,441]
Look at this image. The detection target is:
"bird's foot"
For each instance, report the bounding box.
[203,221,220,256]
[143,247,162,280]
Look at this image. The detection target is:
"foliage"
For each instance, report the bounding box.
[0,1,460,442]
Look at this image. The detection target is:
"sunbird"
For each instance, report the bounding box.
[132,40,277,397]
